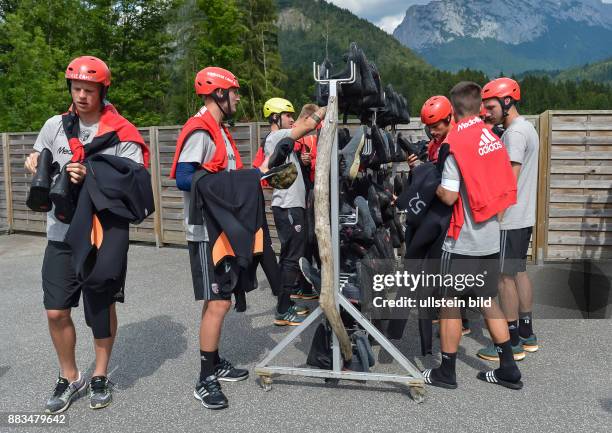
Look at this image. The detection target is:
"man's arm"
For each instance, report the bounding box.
[290,106,326,141]
[437,155,460,206]
[436,184,459,206]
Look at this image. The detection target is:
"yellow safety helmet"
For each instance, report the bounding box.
[263,97,295,118]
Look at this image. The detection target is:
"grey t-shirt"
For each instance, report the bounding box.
[264,129,306,209]
[441,155,500,256]
[33,114,144,242]
[178,108,236,242]
[500,116,539,230]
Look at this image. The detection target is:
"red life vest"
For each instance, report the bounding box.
[445,116,517,239]
[295,134,317,182]
[169,108,243,179]
[65,103,150,168]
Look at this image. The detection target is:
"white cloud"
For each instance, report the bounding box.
[376,13,405,33]
[328,0,428,21]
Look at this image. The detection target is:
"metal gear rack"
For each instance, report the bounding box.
[254,61,425,403]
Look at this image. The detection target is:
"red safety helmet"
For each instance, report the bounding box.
[420,96,452,126]
[65,56,111,87]
[482,77,520,102]
[195,67,240,95]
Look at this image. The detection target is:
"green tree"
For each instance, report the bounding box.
[164,0,244,123]
[236,0,286,121]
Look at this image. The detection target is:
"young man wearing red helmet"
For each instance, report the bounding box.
[169,67,251,410]
[24,56,146,412]
[409,96,471,336]
[477,78,540,362]
[422,81,523,390]
[411,95,454,166]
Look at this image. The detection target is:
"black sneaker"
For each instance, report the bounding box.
[89,376,113,409]
[45,372,87,414]
[194,375,228,410]
[214,358,249,382]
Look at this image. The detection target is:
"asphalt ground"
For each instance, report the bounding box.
[0,234,610,433]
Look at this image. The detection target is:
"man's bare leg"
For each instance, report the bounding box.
[47,309,78,382]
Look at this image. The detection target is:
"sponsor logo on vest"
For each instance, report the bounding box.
[478,128,502,156]
[457,116,482,131]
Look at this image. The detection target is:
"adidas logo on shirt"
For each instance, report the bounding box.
[478,128,503,156]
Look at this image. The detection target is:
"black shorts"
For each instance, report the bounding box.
[500,227,532,276]
[188,241,231,302]
[42,241,124,339]
[439,251,500,299]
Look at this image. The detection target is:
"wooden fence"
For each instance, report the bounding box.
[1,111,610,261]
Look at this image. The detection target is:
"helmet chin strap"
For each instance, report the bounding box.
[212,89,234,126]
[499,97,515,118]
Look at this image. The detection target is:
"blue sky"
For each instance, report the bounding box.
[329,0,612,34]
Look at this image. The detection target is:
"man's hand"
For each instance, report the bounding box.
[66,162,86,184]
[407,153,421,168]
[24,151,40,174]
[259,156,270,174]
[300,152,311,166]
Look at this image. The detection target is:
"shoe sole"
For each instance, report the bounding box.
[477,352,526,362]
[522,344,539,352]
[462,328,471,336]
[290,294,319,300]
[295,309,311,316]
[217,374,249,382]
[346,134,366,180]
[193,390,228,410]
[476,372,523,390]
[45,381,88,415]
[274,319,304,326]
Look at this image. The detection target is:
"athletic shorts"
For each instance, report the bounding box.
[188,241,231,302]
[500,227,532,276]
[42,241,124,339]
[439,251,500,299]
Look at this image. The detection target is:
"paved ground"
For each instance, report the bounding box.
[0,234,610,433]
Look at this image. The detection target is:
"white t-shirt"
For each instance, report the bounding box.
[263,129,306,209]
[500,116,539,230]
[33,114,143,242]
[177,107,236,242]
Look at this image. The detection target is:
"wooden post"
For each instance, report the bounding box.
[149,126,164,247]
[535,110,551,264]
[314,95,352,361]
[2,133,13,233]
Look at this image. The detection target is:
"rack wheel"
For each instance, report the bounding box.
[324,378,340,385]
[409,385,425,403]
[260,375,273,391]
